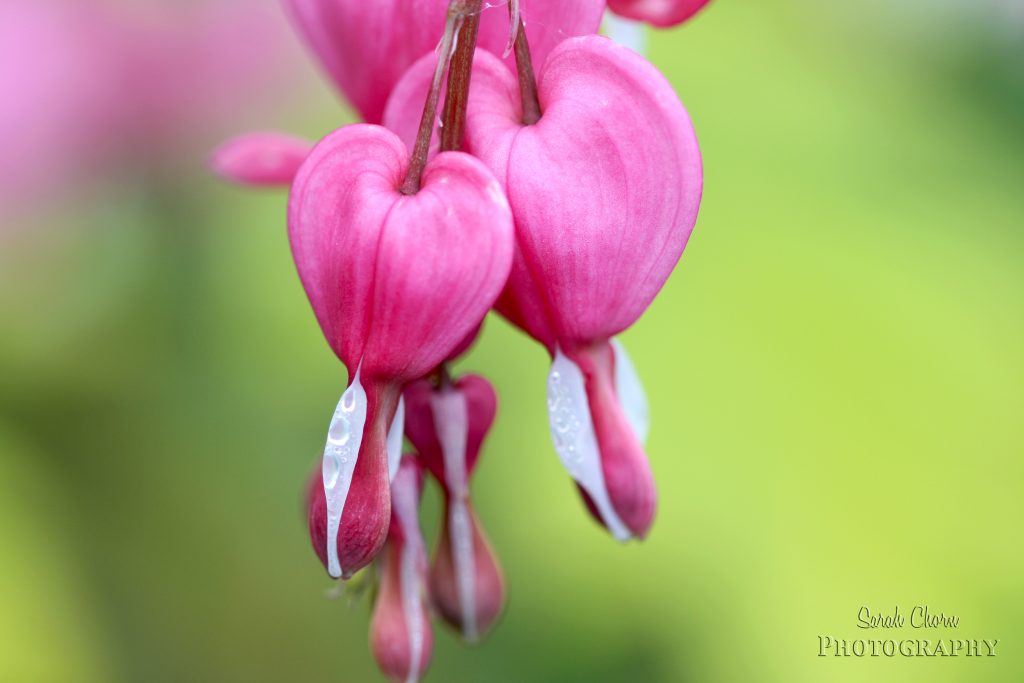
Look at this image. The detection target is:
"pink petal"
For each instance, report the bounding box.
[285,0,604,123]
[209,132,313,187]
[465,37,702,348]
[287,124,513,382]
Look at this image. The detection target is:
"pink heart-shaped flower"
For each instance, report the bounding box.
[291,124,513,578]
[388,37,702,540]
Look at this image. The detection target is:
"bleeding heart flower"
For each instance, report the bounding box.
[292,124,514,578]
[209,132,313,186]
[426,37,700,540]
[284,0,605,123]
[370,457,432,683]
[606,0,712,27]
[404,375,506,641]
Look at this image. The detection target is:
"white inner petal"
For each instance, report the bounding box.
[322,369,368,579]
[547,349,632,542]
[430,388,478,641]
[387,396,406,483]
[392,465,426,683]
[603,11,648,56]
[612,338,650,445]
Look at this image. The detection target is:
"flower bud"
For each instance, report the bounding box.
[404,375,506,641]
[284,0,604,123]
[291,124,513,578]
[606,0,712,28]
[370,457,432,683]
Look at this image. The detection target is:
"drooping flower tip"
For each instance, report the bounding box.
[371,455,432,682]
[429,501,506,642]
[370,540,433,682]
[551,341,657,541]
[307,378,402,580]
[306,461,390,580]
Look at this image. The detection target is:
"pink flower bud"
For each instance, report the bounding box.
[284,0,604,123]
[370,457,433,683]
[292,124,512,579]
[606,0,712,28]
[209,132,313,187]
[470,39,700,539]
[404,375,506,640]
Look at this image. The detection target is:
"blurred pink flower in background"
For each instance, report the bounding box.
[0,0,306,225]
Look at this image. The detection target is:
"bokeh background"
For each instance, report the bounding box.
[2,0,1022,681]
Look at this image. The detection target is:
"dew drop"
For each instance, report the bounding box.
[323,451,341,489]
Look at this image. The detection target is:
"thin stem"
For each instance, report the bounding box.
[440,0,483,152]
[439,363,454,389]
[401,6,462,195]
[511,10,541,125]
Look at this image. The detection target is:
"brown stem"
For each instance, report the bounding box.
[401,5,463,195]
[511,11,541,124]
[440,0,483,152]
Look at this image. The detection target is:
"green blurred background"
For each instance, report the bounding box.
[2,0,1022,681]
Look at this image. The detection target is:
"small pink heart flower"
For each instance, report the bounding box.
[404,375,506,641]
[292,124,514,578]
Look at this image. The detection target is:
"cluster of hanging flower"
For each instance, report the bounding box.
[214,0,708,680]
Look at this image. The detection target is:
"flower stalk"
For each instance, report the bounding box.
[400,6,461,194]
[510,8,541,125]
[440,0,484,152]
